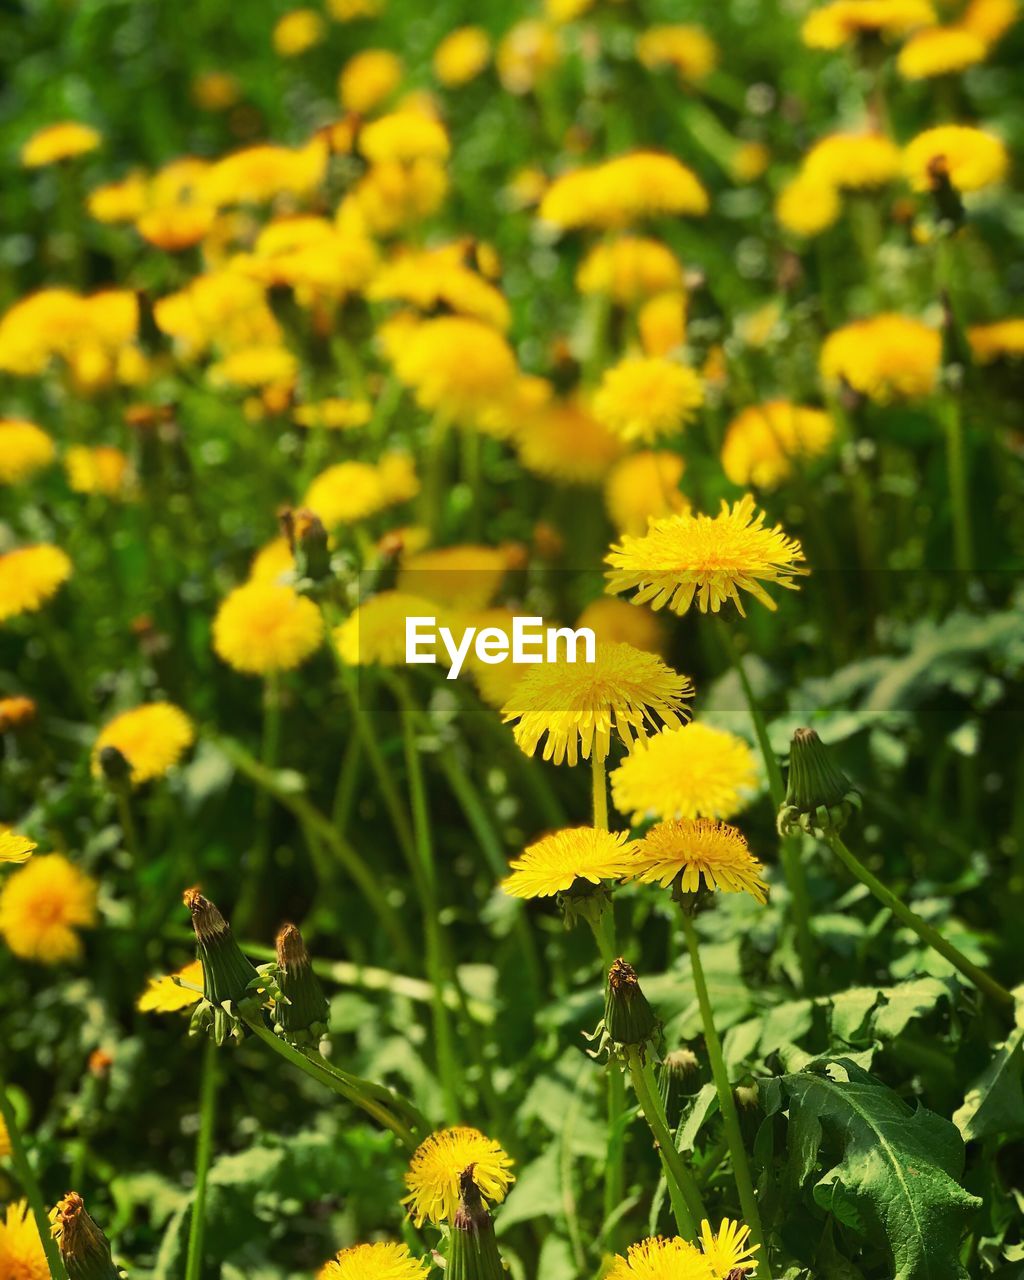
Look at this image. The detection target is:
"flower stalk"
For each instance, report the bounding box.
[0,1082,68,1280]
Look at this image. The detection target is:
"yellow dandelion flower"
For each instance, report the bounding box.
[318,1241,429,1280]
[434,26,491,86]
[502,641,694,766]
[208,345,298,391]
[0,696,37,733]
[87,173,148,223]
[334,591,442,667]
[699,1218,759,1276]
[0,545,72,624]
[204,138,328,206]
[961,0,1018,44]
[576,597,667,657]
[636,24,718,82]
[730,141,771,183]
[775,173,841,237]
[605,451,689,535]
[898,24,987,76]
[968,317,1024,362]
[391,316,518,425]
[327,0,384,18]
[576,237,683,304]
[607,1235,715,1280]
[339,49,403,113]
[137,959,204,1013]
[497,19,561,94]
[398,545,508,610]
[294,398,372,431]
[369,245,510,330]
[273,8,325,56]
[606,494,807,617]
[192,70,241,111]
[611,723,758,825]
[903,124,1008,192]
[515,395,624,485]
[403,1127,514,1226]
[802,0,936,50]
[540,152,708,230]
[249,537,295,585]
[65,445,132,498]
[92,703,194,786]
[21,122,101,167]
[502,827,636,899]
[0,830,36,865]
[0,854,98,964]
[349,159,448,233]
[639,291,688,357]
[0,420,56,484]
[721,401,835,489]
[803,132,901,188]
[359,111,449,165]
[630,818,768,903]
[820,312,940,400]
[136,202,217,252]
[304,455,418,528]
[594,356,704,445]
[213,582,324,675]
[546,0,594,22]
[0,1201,48,1280]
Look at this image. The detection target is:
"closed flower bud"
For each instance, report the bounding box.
[659,1046,701,1118]
[604,958,658,1052]
[50,1192,120,1280]
[280,507,332,583]
[926,155,965,233]
[184,888,260,1044]
[447,1166,505,1280]
[97,745,132,789]
[777,727,861,838]
[274,922,329,1043]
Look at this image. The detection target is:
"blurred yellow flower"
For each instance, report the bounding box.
[775,174,841,237]
[0,831,36,865]
[204,138,328,206]
[434,26,491,86]
[208,345,298,391]
[502,641,694,766]
[639,291,688,357]
[541,152,709,229]
[594,356,704,444]
[334,591,441,667]
[305,455,419,527]
[497,20,561,94]
[192,70,240,111]
[903,124,1008,191]
[339,49,403,113]
[403,1127,514,1226]
[294,398,372,430]
[802,0,936,49]
[0,420,55,484]
[273,8,325,57]
[137,959,204,1012]
[65,445,132,498]
[0,545,72,624]
[154,271,280,358]
[515,395,624,484]
[730,141,771,183]
[898,24,987,76]
[359,110,449,165]
[0,1200,48,1279]
[968,317,1024,362]
[327,0,384,17]
[604,450,688,535]
[576,236,683,303]
[213,582,324,674]
[611,723,757,824]
[502,827,636,898]
[820,313,940,400]
[803,132,901,188]
[630,818,768,903]
[318,1242,429,1280]
[961,0,1018,43]
[21,121,100,167]
[87,172,148,223]
[576,596,668,656]
[398,545,509,610]
[391,316,517,424]
[606,494,807,617]
[0,854,98,963]
[349,159,449,233]
[136,202,217,252]
[636,24,718,82]
[369,244,509,329]
[0,696,37,733]
[92,703,195,785]
[721,401,835,489]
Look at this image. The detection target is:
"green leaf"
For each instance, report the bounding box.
[953,1027,1024,1143]
[777,1057,981,1279]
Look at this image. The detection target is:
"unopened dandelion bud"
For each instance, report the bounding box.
[447,1166,505,1280]
[280,507,332,583]
[659,1047,701,1117]
[777,727,861,838]
[50,1192,120,1280]
[184,888,260,1044]
[97,745,132,789]
[274,922,329,1043]
[926,155,965,232]
[605,958,658,1052]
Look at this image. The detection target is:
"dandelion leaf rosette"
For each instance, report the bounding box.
[772,1057,980,1279]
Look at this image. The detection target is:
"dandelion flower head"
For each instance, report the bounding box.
[0,545,72,624]
[594,356,704,445]
[903,124,1008,192]
[502,827,636,898]
[721,401,835,489]
[630,818,768,903]
[0,854,98,964]
[820,312,940,400]
[318,1242,429,1280]
[0,420,56,484]
[213,581,324,675]
[611,723,758,825]
[92,703,195,786]
[403,1126,514,1226]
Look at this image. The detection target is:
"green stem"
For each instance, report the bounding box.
[626,1050,704,1241]
[0,1081,68,1280]
[341,672,417,867]
[716,621,815,990]
[588,909,627,1247]
[941,395,972,580]
[235,672,282,931]
[681,912,771,1276]
[824,833,1013,1010]
[241,1015,421,1147]
[184,1039,218,1280]
[592,752,609,832]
